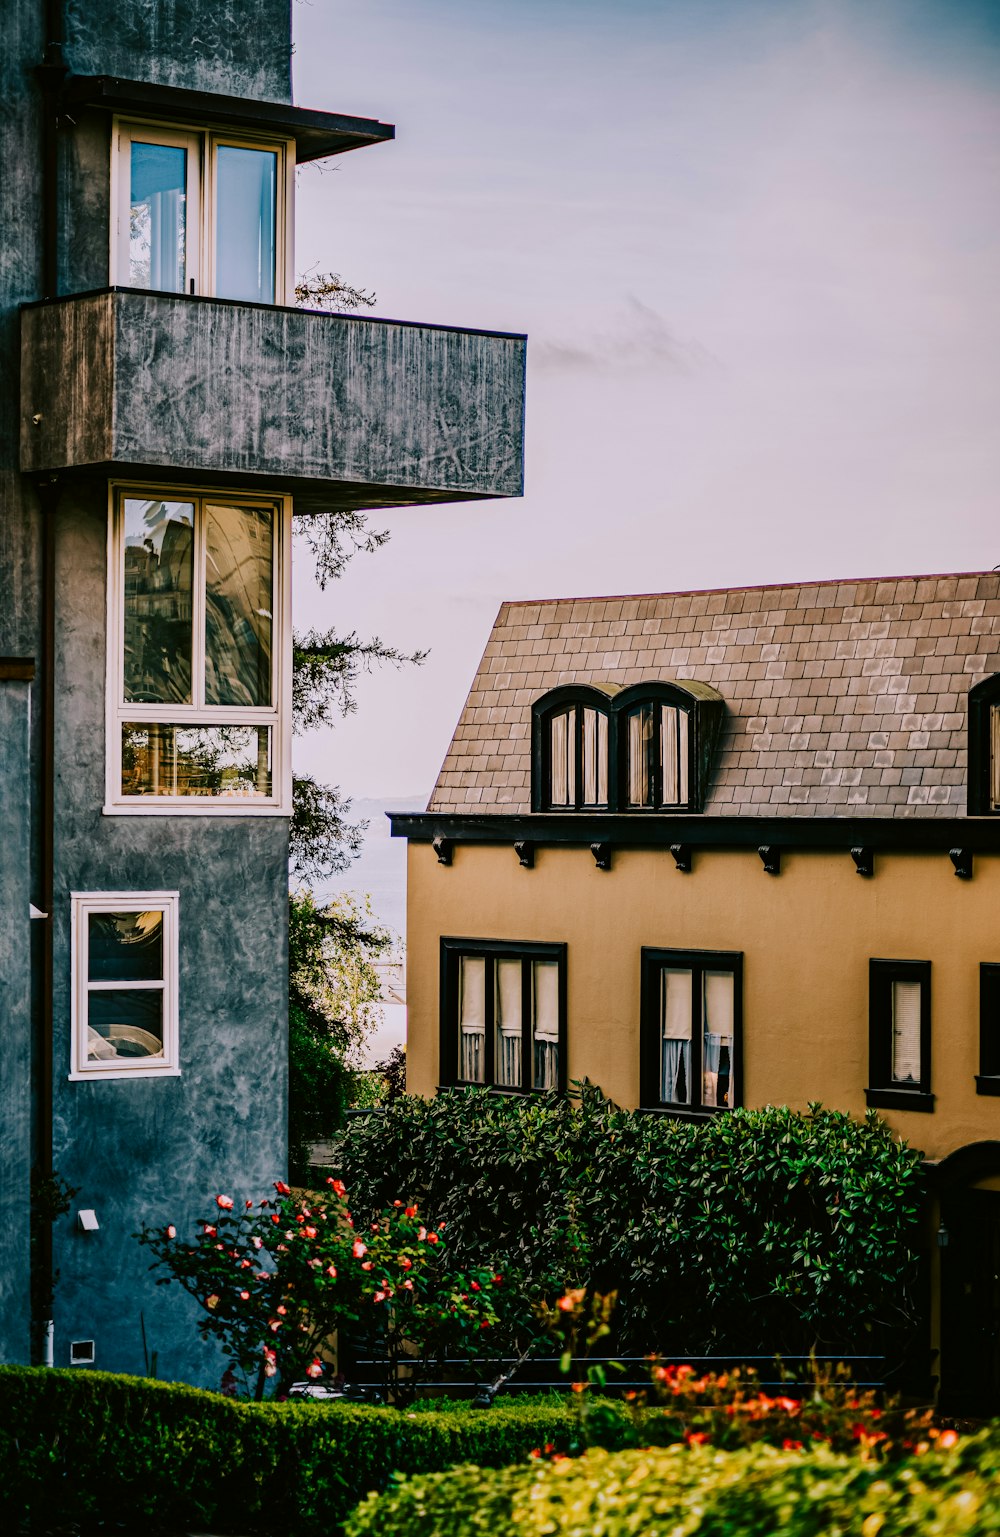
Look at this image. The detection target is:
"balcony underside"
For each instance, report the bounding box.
[21,291,526,512]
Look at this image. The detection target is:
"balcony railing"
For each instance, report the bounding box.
[21,289,526,510]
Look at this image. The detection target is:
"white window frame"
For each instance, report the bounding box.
[70,891,180,1081]
[111,119,295,303]
[104,481,293,817]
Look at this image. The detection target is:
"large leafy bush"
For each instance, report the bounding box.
[332,1091,925,1361]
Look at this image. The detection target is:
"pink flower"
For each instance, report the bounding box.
[241,1260,253,1270]
[252,1236,263,1249]
[352,1239,367,1259]
[402,1279,414,1291]
[306,1359,324,1379]
[216,1195,234,1210]
[205,1294,220,1310]
[361,1261,374,1271]
[239,1290,250,1301]
[276,1305,287,1316]
[400,1257,412,1270]
[274,1181,291,1196]
[165,1225,176,1240]
[269,1319,282,1332]
[417,1227,427,1242]
[203,1225,217,1237]
[263,1346,277,1378]
[325,1264,337,1278]
[373,1291,387,1303]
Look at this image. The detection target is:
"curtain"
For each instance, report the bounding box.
[495,959,523,1088]
[582,708,609,806]
[891,980,921,1084]
[702,970,734,1107]
[533,960,560,1089]
[550,710,574,805]
[660,968,692,1103]
[459,956,486,1083]
[628,706,654,806]
[661,706,689,805]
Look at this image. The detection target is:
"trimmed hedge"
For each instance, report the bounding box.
[0,1367,635,1534]
[345,1434,1000,1537]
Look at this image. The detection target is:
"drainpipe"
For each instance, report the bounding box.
[37,0,67,299]
[35,482,58,1364]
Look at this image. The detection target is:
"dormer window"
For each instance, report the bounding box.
[535,688,614,811]
[967,674,1000,815]
[625,701,689,809]
[113,122,291,303]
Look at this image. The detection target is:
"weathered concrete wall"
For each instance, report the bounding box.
[22,293,527,507]
[0,680,34,1365]
[49,483,289,1382]
[63,0,292,102]
[405,839,1000,1163]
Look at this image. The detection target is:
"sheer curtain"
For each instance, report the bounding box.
[533,961,560,1089]
[661,706,689,805]
[549,710,575,805]
[660,968,692,1104]
[495,959,523,1088]
[582,708,609,806]
[702,970,734,1107]
[459,956,486,1083]
[891,980,921,1084]
[628,705,654,806]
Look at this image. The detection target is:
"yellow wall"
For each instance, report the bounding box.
[407,841,1000,1161]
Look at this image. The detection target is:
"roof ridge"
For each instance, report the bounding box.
[499,569,997,610]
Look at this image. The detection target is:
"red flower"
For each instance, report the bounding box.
[470,1281,480,1291]
[203,1225,217,1237]
[276,1305,287,1315]
[270,1214,280,1225]
[239,1290,250,1301]
[304,1226,317,1239]
[427,1233,439,1245]
[400,1257,412,1270]
[405,1206,418,1218]
[274,1181,291,1196]
[686,1432,710,1446]
[306,1359,324,1379]
[361,1261,374,1271]
[326,1178,347,1198]
[325,1264,337,1279]
[245,1200,254,1210]
[781,1439,803,1451]
[216,1195,234,1210]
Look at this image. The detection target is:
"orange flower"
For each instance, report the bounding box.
[303,1226,317,1239]
[939,1429,959,1449]
[205,1294,220,1310]
[326,1178,347,1197]
[274,1181,291,1195]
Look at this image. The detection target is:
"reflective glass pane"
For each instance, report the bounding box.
[627,704,655,807]
[702,971,734,1108]
[215,145,277,303]
[495,959,522,1088]
[130,141,187,292]
[88,989,163,1060]
[88,911,163,982]
[891,980,922,1084]
[122,724,272,798]
[662,706,689,805]
[549,709,575,806]
[123,499,194,704]
[582,709,608,807]
[459,956,486,1082]
[205,504,273,706]
[533,960,560,1091]
[660,969,692,1104]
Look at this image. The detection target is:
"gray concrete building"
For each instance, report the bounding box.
[1,0,525,1383]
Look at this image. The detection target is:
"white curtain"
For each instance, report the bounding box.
[495,959,523,1087]
[628,707,653,806]
[660,968,692,1104]
[891,980,921,1084]
[550,709,575,805]
[533,960,560,1089]
[702,970,734,1107]
[459,956,486,1083]
[661,706,689,805]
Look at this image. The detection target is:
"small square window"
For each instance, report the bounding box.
[641,948,742,1116]
[866,959,933,1112]
[442,939,566,1093]
[71,893,180,1080]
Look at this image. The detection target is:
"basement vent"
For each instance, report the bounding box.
[70,1340,95,1366]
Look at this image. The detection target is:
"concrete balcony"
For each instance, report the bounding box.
[20,290,526,511]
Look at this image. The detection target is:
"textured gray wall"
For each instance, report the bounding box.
[63,0,292,102]
[48,484,289,1382]
[22,293,527,506]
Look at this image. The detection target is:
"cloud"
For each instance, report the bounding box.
[532,296,719,376]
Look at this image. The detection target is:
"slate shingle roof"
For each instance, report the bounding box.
[428,572,1000,819]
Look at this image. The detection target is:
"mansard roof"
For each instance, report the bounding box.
[428,571,1000,820]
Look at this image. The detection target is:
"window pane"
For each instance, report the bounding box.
[661,968,692,1104]
[991,705,1000,810]
[702,970,734,1108]
[533,960,560,1090]
[204,504,274,706]
[891,980,922,1084]
[627,705,655,807]
[662,706,689,805]
[122,724,272,798]
[88,989,163,1060]
[549,709,574,806]
[123,499,194,704]
[88,911,163,983]
[130,141,187,292]
[215,145,277,303]
[582,709,608,807]
[597,711,609,804]
[495,959,522,1088]
[459,956,486,1083]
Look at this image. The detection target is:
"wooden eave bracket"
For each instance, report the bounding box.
[757,845,781,875]
[850,847,874,877]
[670,843,692,873]
[432,835,453,866]
[949,848,973,880]
[590,841,613,871]
[514,840,534,869]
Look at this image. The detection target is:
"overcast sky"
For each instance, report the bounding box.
[290,0,1000,807]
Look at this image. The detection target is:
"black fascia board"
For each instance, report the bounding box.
[63,75,395,162]
[388,811,1000,854]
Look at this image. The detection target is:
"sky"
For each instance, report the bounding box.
[289,0,1000,827]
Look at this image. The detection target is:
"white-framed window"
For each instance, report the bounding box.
[105,483,292,815]
[112,121,294,303]
[70,892,180,1080]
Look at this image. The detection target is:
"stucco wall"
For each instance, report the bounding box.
[406,840,1000,1162]
[43,483,288,1382]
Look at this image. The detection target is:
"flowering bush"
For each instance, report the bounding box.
[137,1180,500,1398]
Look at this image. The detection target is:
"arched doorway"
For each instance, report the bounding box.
[934,1142,1000,1417]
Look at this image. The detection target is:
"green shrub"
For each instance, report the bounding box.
[0,1367,634,1534]
[344,1432,1000,1537]
[332,1091,925,1361]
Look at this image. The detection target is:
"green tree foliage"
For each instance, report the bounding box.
[332,1089,926,1364]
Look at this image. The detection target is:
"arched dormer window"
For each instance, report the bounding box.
[532,685,618,812]
[531,679,725,813]
[968,673,1000,815]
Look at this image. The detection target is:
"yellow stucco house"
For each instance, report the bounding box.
[392,570,1000,1413]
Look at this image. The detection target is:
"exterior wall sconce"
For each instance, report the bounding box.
[77,1209,99,1233]
[936,1223,949,1248]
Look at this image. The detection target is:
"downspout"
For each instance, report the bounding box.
[37,0,66,299]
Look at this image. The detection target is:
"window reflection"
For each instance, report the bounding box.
[122,724,272,798]
[130,141,187,292]
[88,910,163,982]
[123,499,194,704]
[215,145,277,303]
[88,989,164,1060]
[205,504,273,706]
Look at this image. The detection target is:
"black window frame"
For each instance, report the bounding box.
[866,958,934,1112]
[968,673,1000,816]
[977,963,1000,1097]
[532,686,615,812]
[640,946,743,1119]
[617,681,693,812]
[439,937,568,1094]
